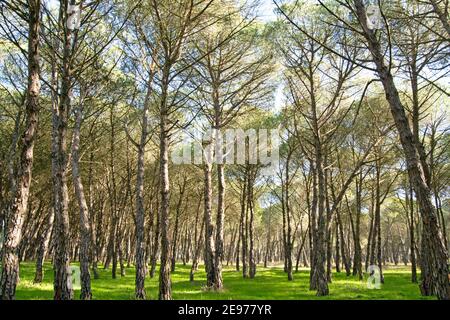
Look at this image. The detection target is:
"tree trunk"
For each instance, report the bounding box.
[158,76,171,300]
[0,0,41,300]
[150,197,160,279]
[352,174,363,280]
[213,162,225,289]
[248,171,256,279]
[190,199,204,282]
[203,162,216,287]
[134,69,155,299]
[34,209,54,283]
[408,182,417,283]
[171,177,186,273]
[354,0,449,299]
[87,152,99,280]
[335,220,341,273]
[240,174,248,278]
[53,0,74,300]
[71,104,92,299]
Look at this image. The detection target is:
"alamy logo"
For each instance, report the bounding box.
[366,265,381,289]
[70,265,81,290]
[171,128,280,176]
[67,4,81,30]
[366,5,382,30]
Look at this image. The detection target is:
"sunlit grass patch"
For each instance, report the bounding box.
[12,262,434,300]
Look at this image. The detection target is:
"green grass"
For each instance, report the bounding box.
[12,262,434,300]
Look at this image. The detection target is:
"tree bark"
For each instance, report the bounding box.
[352,173,363,280]
[407,182,418,283]
[158,71,171,300]
[0,0,41,300]
[34,209,54,283]
[248,170,256,279]
[240,173,248,278]
[190,198,204,281]
[171,177,186,272]
[53,0,76,300]
[203,161,216,287]
[213,162,225,289]
[71,103,92,300]
[135,59,156,299]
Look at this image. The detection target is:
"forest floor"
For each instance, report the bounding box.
[13,262,433,300]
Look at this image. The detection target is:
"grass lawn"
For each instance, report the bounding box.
[12,262,433,300]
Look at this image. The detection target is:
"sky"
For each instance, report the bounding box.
[256,0,279,22]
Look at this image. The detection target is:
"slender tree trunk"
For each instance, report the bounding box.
[365,187,375,272]
[248,171,256,279]
[34,209,54,283]
[352,174,363,280]
[190,200,204,282]
[310,107,328,295]
[284,154,293,281]
[335,220,341,273]
[408,182,418,283]
[87,152,99,280]
[135,61,156,298]
[264,215,271,268]
[336,207,350,276]
[226,226,238,266]
[203,162,216,287]
[158,74,171,300]
[150,197,160,278]
[309,164,318,286]
[108,106,118,280]
[171,178,186,273]
[213,162,225,289]
[53,0,74,300]
[71,104,92,299]
[324,164,333,283]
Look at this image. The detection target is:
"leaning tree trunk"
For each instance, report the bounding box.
[354,0,449,300]
[0,0,41,299]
